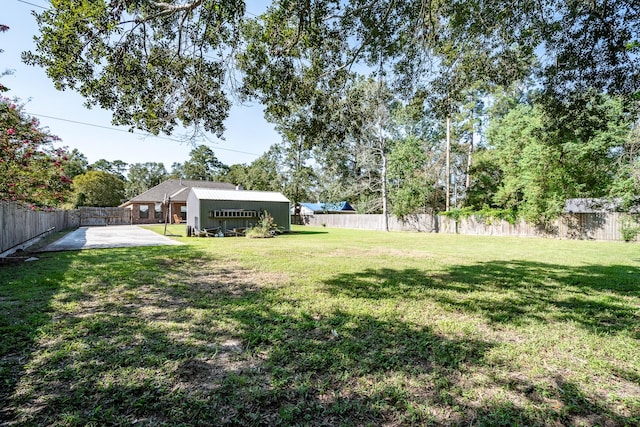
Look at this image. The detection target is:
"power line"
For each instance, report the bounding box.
[16,0,47,9]
[16,0,266,160]
[26,111,262,158]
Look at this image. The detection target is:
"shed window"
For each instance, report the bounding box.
[209,209,257,218]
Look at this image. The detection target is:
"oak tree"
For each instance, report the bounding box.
[24,0,246,135]
[73,170,125,207]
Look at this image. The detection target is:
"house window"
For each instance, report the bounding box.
[180,205,187,220]
[139,205,149,219]
[155,203,162,219]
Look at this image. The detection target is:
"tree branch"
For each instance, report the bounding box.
[151,0,205,13]
[320,0,395,78]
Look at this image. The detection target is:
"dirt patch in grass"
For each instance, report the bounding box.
[162,258,290,294]
[173,337,263,392]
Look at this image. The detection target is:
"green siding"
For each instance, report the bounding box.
[198,199,290,231]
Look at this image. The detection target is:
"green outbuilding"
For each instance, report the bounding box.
[186,187,291,234]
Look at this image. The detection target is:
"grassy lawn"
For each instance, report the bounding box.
[1,225,639,426]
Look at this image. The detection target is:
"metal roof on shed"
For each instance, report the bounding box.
[191,187,290,203]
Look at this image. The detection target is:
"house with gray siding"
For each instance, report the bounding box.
[187,187,291,234]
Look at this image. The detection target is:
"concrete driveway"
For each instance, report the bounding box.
[41,225,183,252]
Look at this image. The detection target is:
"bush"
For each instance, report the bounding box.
[246,211,279,238]
[441,206,518,225]
[620,214,640,242]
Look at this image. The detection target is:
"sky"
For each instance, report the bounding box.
[2,0,280,170]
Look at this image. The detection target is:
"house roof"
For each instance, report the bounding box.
[299,201,355,212]
[191,187,290,203]
[564,198,640,213]
[120,179,236,207]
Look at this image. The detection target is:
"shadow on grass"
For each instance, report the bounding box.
[0,249,76,422]
[2,245,493,425]
[2,247,638,426]
[323,261,640,337]
[321,262,640,425]
[284,230,330,235]
[0,245,209,424]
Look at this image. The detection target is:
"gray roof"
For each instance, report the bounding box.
[191,187,290,203]
[120,179,236,206]
[563,198,639,213]
[563,198,611,213]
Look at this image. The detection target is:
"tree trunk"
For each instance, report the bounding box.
[381,148,389,232]
[445,114,451,212]
[465,109,474,191]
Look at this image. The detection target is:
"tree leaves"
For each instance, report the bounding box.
[72,170,125,207]
[24,0,245,136]
[24,1,640,138]
[0,98,73,208]
[484,91,633,223]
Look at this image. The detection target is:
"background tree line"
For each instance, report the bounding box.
[2,1,639,222]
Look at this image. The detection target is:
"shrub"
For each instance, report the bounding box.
[620,214,640,242]
[441,206,518,225]
[246,211,279,238]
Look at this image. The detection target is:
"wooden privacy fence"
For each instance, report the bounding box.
[298,212,637,242]
[437,212,634,241]
[79,207,131,226]
[0,201,80,255]
[294,213,437,232]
